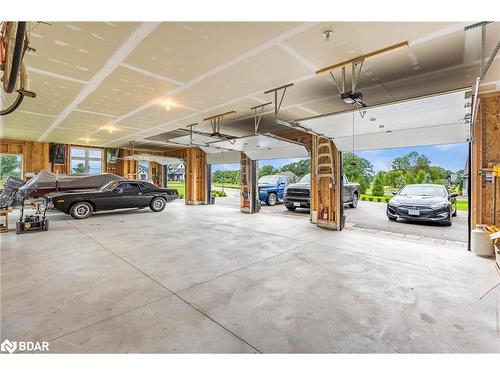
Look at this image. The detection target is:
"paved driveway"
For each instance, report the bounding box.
[214,188,467,243]
[345,201,467,242]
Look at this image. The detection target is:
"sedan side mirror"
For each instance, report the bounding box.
[450,192,459,198]
[392,191,398,195]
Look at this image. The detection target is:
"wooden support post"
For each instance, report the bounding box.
[472,91,500,226]
[240,152,257,213]
[310,135,342,230]
[185,147,208,205]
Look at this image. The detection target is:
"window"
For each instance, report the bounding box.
[118,182,140,192]
[70,147,103,175]
[0,154,23,187]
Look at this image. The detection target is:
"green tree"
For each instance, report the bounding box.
[342,152,374,189]
[458,179,464,194]
[259,165,278,177]
[396,175,405,189]
[415,169,427,184]
[72,162,86,175]
[0,155,22,183]
[358,177,367,194]
[280,159,310,178]
[371,173,385,197]
[423,173,432,183]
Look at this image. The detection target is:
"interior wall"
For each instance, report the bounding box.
[472,91,500,226]
[0,139,50,176]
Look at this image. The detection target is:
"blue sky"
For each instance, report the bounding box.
[211,142,468,173]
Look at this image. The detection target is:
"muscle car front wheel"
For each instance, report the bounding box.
[150,197,166,212]
[70,202,93,220]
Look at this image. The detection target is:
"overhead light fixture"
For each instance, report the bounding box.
[322,30,334,41]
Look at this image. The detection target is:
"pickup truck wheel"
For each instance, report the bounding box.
[266,193,277,206]
[70,202,93,220]
[150,197,166,212]
[285,205,297,211]
[349,193,359,208]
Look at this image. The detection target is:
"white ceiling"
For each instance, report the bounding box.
[300,89,472,151]
[1,21,498,149]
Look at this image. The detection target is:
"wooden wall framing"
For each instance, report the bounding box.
[472,91,500,226]
[185,147,207,205]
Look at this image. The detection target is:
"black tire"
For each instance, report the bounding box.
[70,202,93,220]
[388,216,397,221]
[16,221,21,234]
[452,207,457,217]
[349,193,359,208]
[150,197,166,212]
[44,219,49,231]
[0,92,24,116]
[285,205,297,211]
[266,193,277,206]
[4,22,27,94]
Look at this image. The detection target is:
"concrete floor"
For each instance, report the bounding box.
[1,200,499,353]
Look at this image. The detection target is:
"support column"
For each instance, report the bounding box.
[472,91,500,226]
[240,152,258,213]
[185,147,208,205]
[310,135,343,230]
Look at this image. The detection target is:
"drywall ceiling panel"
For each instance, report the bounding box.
[48,128,89,141]
[116,104,194,129]
[58,110,119,132]
[2,111,54,132]
[124,22,299,82]
[17,71,84,116]
[91,128,140,141]
[286,22,453,71]
[175,47,311,110]
[300,89,471,151]
[78,66,177,116]
[2,127,44,140]
[24,22,140,81]
[332,123,468,151]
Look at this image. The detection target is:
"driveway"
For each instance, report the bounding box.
[213,188,467,243]
[345,200,467,243]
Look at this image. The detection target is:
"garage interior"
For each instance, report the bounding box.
[1,21,500,353]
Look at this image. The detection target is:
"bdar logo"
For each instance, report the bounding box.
[1,339,17,354]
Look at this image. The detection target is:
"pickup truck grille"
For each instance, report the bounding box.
[286,188,310,198]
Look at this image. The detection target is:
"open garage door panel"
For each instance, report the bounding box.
[299,89,472,151]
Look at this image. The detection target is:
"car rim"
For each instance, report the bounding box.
[269,195,276,205]
[154,199,164,209]
[353,195,358,206]
[76,205,89,217]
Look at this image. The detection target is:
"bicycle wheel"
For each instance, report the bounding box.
[2,22,26,94]
[0,62,26,115]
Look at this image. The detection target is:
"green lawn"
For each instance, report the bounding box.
[456,199,468,212]
[167,182,185,198]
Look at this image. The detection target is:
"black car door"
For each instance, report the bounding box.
[106,182,144,209]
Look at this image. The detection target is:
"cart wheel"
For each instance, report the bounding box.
[44,219,49,231]
[16,221,21,234]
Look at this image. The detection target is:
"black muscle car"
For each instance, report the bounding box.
[48,180,179,219]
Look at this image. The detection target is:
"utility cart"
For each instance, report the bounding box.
[16,196,49,234]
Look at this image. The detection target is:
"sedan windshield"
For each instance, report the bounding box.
[399,185,446,197]
[259,176,280,184]
[100,181,120,191]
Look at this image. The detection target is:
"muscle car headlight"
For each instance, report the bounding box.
[430,202,448,210]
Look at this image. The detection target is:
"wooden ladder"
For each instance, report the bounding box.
[316,138,335,187]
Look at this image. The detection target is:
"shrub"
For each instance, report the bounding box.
[368,197,374,202]
[211,190,227,198]
[361,196,367,201]
[376,197,382,202]
[179,192,185,199]
[372,176,385,197]
[384,197,391,203]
